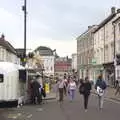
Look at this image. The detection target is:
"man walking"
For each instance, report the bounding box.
[58,77,66,102]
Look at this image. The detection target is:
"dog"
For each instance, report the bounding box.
[17,96,25,108]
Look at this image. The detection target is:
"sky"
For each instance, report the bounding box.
[0,0,120,57]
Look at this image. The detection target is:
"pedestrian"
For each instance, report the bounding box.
[95,75,107,110]
[68,78,76,101]
[64,76,68,96]
[36,75,43,104]
[79,77,92,112]
[54,80,59,100]
[31,77,41,104]
[58,77,66,102]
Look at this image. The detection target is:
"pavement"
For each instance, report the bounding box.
[0,87,120,120]
[91,87,120,102]
[0,91,120,120]
[45,92,56,100]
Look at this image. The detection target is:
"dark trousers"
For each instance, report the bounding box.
[32,94,42,104]
[83,94,89,109]
[59,88,64,102]
[64,86,67,96]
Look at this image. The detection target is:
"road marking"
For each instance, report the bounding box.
[27,114,32,118]
[37,108,43,112]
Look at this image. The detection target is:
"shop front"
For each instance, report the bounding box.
[103,62,115,87]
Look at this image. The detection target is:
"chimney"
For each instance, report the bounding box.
[111,7,116,14]
[0,34,5,40]
[117,9,120,13]
[88,26,92,29]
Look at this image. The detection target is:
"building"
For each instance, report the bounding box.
[34,46,55,76]
[93,7,120,86]
[72,53,77,72]
[0,34,19,64]
[54,57,72,76]
[77,25,98,80]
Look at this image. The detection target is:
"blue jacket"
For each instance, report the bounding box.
[95,79,107,90]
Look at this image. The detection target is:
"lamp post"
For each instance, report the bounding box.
[22,0,27,66]
[22,0,28,103]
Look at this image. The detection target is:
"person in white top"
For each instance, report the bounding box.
[68,78,76,101]
[57,78,66,102]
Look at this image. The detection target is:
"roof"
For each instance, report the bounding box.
[15,48,25,57]
[93,13,116,33]
[34,46,53,56]
[0,36,16,54]
[76,25,98,40]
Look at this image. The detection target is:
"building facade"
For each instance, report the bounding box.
[41,56,54,76]
[0,34,19,64]
[54,57,72,76]
[93,7,120,86]
[34,46,55,76]
[72,53,77,72]
[77,25,97,80]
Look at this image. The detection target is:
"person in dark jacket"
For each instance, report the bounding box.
[31,78,41,104]
[95,75,107,110]
[80,77,92,112]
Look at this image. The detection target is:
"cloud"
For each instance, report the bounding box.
[0,0,120,57]
[0,7,23,47]
[28,37,76,57]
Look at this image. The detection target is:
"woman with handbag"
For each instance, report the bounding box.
[79,77,92,112]
[68,79,76,102]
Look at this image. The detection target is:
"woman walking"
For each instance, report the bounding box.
[68,79,76,101]
[79,77,92,112]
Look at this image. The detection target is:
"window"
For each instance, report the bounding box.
[0,74,4,83]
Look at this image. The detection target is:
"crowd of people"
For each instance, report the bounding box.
[55,74,107,112]
[27,73,108,112]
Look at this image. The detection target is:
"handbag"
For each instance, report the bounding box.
[79,85,85,94]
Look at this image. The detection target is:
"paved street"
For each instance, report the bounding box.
[1,91,120,120]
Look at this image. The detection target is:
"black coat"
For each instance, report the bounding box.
[31,81,40,96]
[82,82,92,95]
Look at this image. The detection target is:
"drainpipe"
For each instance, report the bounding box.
[113,22,116,87]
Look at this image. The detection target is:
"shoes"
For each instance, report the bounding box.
[85,109,88,112]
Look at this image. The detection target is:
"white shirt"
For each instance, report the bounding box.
[58,80,65,88]
[69,82,76,90]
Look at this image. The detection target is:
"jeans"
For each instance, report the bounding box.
[98,95,104,109]
[69,89,75,101]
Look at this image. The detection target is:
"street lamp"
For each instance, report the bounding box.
[22,0,27,66]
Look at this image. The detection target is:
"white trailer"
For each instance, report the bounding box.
[0,62,25,102]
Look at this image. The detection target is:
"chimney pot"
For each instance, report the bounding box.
[0,34,5,40]
[88,26,92,29]
[117,9,120,13]
[111,7,116,14]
